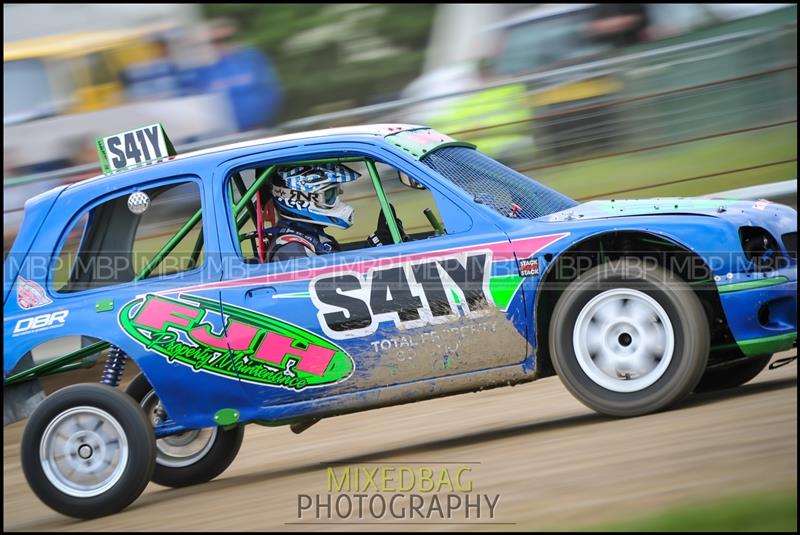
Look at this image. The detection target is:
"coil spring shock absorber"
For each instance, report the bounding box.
[100,345,128,387]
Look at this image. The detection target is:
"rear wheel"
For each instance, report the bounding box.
[126,373,244,488]
[549,258,709,417]
[21,383,155,518]
[694,354,772,393]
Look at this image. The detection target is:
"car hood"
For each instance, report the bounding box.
[538,197,796,227]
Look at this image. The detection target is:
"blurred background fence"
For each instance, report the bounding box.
[4,4,797,252]
[283,22,797,202]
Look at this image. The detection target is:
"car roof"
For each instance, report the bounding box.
[67,123,424,191]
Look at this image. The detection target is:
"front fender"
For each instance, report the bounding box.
[508,213,796,356]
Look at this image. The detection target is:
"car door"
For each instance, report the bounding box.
[35,172,242,428]
[211,143,531,407]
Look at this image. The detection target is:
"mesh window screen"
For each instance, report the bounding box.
[421,147,577,219]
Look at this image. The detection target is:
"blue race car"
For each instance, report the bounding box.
[4,124,797,518]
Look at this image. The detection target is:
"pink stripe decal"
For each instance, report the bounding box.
[160,233,569,295]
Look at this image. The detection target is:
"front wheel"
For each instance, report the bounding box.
[21,383,156,519]
[126,373,244,488]
[549,258,710,417]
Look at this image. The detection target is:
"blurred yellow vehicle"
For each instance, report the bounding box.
[4,25,236,176]
[4,29,164,124]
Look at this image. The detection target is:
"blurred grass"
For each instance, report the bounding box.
[575,489,797,532]
[532,123,797,200]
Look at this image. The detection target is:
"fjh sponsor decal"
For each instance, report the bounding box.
[119,294,353,390]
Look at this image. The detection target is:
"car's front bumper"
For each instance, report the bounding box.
[717,268,797,356]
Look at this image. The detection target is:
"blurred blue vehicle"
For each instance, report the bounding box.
[3,124,796,518]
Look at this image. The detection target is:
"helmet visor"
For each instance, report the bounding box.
[316,185,341,208]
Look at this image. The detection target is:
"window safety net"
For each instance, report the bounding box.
[421,146,577,219]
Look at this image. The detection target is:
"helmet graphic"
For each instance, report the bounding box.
[272,163,361,229]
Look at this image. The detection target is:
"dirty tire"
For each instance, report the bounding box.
[21,383,155,519]
[549,258,709,417]
[695,354,772,393]
[126,373,244,488]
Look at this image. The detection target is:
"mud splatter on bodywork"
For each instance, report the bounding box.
[322,303,529,396]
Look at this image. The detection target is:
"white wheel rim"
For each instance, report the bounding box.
[40,406,129,498]
[141,391,217,468]
[573,288,675,393]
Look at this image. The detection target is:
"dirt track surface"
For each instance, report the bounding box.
[4,351,797,532]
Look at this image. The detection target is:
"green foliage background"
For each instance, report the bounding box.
[203,3,436,122]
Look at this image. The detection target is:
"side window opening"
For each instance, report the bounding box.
[226,155,469,265]
[53,180,204,293]
[375,162,446,242]
[52,212,91,290]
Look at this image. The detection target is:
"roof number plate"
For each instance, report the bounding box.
[96,123,176,175]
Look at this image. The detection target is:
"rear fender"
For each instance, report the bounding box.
[3,186,66,306]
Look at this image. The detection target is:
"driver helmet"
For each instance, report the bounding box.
[272,163,361,229]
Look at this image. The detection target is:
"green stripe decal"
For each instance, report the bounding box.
[718,276,789,293]
[737,332,797,357]
[450,289,462,305]
[489,275,524,311]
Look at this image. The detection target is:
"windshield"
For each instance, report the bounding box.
[420,146,577,219]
